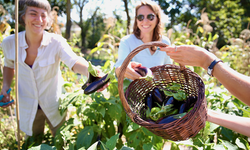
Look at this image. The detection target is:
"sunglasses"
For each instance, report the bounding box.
[136,14,155,21]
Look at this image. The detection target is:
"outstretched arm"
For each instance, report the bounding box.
[161,45,250,106]
[207,109,250,137]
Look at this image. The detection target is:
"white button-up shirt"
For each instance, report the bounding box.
[1,31,80,135]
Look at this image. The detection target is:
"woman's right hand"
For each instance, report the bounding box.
[116,61,143,80]
[0,87,12,108]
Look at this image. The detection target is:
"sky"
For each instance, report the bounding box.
[58,0,170,25]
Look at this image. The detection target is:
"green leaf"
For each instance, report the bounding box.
[236,137,250,150]
[120,146,134,150]
[105,67,116,82]
[127,130,144,148]
[213,144,226,150]
[87,141,98,150]
[163,90,173,96]
[169,83,181,91]
[209,122,220,132]
[105,133,120,150]
[28,144,56,150]
[76,126,94,149]
[99,141,109,150]
[170,142,180,150]
[103,114,116,137]
[220,139,238,150]
[143,143,153,150]
[221,127,234,141]
[173,112,186,119]
[88,61,98,77]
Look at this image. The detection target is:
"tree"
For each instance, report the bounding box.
[65,0,71,40]
[155,0,250,48]
[122,0,130,34]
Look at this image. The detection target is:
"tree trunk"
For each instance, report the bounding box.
[65,0,72,40]
[123,0,130,34]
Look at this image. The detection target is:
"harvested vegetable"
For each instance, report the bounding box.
[134,66,154,81]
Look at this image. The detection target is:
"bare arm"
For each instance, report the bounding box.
[161,45,250,106]
[71,58,89,77]
[207,109,250,137]
[0,66,14,107]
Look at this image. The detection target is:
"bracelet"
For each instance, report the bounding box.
[207,59,223,76]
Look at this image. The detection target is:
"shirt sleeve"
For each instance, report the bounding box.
[1,37,15,68]
[58,36,80,70]
[114,37,131,68]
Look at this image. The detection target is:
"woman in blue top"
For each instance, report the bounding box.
[115,0,172,80]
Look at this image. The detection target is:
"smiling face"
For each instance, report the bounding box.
[22,6,48,36]
[136,5,158,38]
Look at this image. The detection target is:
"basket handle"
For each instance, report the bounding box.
[117,41,185,119]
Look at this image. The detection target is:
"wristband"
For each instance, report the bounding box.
[207,59,223,76]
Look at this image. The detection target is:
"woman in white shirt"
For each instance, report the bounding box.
[0,0,107,138]
[115,0,172,80]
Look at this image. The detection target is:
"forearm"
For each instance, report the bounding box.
[212,62,250,106]
[2,66,14,89]
[207,109,250,137]
[72,58,89,77]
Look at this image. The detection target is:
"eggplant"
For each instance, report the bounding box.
[134,66,151,77]
[84,74,109,94]
[145,92,153,110]
[82,73,100,90]
[186,95,197,108]
[156,115,177,124]
[179,102,187,114]
[152,88,165,104]
[164,96,174,105]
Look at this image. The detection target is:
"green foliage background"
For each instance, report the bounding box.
[0,0,250,149]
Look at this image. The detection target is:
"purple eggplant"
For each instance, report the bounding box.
[82,73,100,90]
[152,88,165,104]
[84,74,109,94]
[186,95,197,108]
[164,96,174,105]
[179,102,187,114]
[145,92,153,110]
[134,66,151,77]
[156,115,177,124]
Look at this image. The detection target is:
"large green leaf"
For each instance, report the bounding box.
[87,141,98,150]
[235,137,250,150]
[220,139,238,150]
[28,144,56,150]
[76,126,94,149]
[103,114,116,137]
[126,129,144,148]
[105,133,120,150]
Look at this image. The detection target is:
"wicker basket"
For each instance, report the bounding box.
[117,41,207,141]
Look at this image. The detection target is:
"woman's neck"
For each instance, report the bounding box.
[25,31,43,47]
[140,32,153,43]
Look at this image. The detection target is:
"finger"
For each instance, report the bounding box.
[96,83,109,92]
[159,46,176,53]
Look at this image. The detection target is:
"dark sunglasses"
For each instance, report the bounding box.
[136,14,155,21]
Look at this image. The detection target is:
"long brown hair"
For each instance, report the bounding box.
[133,0,163,41]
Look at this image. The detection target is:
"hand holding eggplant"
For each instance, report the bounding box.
[134,66,154,81]
[82,61,115,94]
